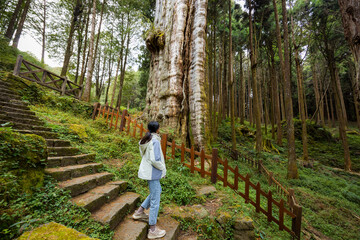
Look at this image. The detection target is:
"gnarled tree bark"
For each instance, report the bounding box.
[145,0,208,148]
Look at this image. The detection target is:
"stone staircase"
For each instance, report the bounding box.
[0,79,180,240]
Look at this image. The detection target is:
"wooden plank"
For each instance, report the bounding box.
[105,105,111,123]
[13,55,23,75]
[21,69,43,75]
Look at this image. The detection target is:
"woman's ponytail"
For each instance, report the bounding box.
[140,121,160,144]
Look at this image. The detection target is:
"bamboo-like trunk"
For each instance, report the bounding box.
[82,0,97,102]
[5,0,24,41]
[12,0,31,48]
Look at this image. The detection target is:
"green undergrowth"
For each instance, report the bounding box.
[216,119,360,240]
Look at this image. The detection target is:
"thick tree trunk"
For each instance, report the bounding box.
[82,0,97,102]
[338,0,360,127]
[12,0,31,48]
[248,0,262,152]
[61,0,82,76]
[5,0,24,41]
[145,0,208,148]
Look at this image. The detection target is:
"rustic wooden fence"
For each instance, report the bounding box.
[13,55,83,99]
[219,139,299,206]
[92,103,302,239]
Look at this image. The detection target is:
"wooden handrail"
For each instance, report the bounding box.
[91,103,302,239]
[13,55,83,99]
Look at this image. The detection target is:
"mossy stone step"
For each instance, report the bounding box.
[16,129,58,138]
[0,100,29,110]
[0,86,18,96]
[47,153,96,168]
[58,172,114,197]
[46,139,71,147]
[1,111,40,121]
[45,163,103,181]
[48,146,80,157]
[0,120,51,131]
[72,181,128,212]
[0,80,13,88]
[1,114,44,126]
[92,192,140,230]
[0,92,21,101]
[0,105,35,115]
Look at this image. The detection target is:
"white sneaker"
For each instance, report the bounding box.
[147,227,166,239]
[132,211,148,220]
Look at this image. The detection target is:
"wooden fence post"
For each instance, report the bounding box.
[279,199,284,230]
[292,205,302,240]
[133,119,137,137]
[140,123,144,137]
[245,174,250,203]
[61,77,68,96]
[234,166,239,190]
[161,134,168,160]
[200,149,205,178]
[172,140,175,159]
[256,182,260,212]
[114,109,120,130]
[92,102,100,120]
[223,159,228,187]
[119,109,127,132]
[13,55,23,75]
[211,148,218,184]
[267,190,272,222]
[190,146,195,173]
[268,172,273,186]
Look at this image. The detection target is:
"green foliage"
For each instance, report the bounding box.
[0,176,113,240]
[0,128,47,202]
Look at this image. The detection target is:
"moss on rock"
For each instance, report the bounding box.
[0,128,47,200]
[18,222,98,240]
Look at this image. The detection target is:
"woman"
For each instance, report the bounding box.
[132,121,167,239]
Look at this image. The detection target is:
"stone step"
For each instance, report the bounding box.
[0,92,21,101]
[1,111,40,121]
[46,139,71,147]
[0,114,44,126]
[45,163,103,181]
[0,86,18,96]
[47,153,96,168]
[0,100,29,110]
[113,215,180,240]
[0,105,35,115]
[72,181,128,212]
[16,129,58,139]
[48,146,80,157]
[92,192,140,230]
[0,120,51,131]
[0,80,12,87]
[113,215,148,240]
[58,172,114,197]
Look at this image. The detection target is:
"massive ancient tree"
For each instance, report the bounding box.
[144,0,208,148]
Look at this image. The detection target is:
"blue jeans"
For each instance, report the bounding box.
[141,180,162,225]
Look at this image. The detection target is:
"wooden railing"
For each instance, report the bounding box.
[220,139,299,206]
[13,55,83,99]
[92,103,302,239]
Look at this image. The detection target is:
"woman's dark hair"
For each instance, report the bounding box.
[140,121,160,144]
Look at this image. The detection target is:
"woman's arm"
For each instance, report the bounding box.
[151,140,165,170]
